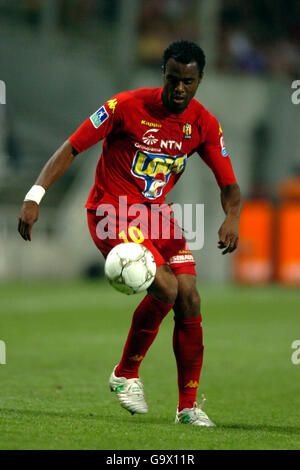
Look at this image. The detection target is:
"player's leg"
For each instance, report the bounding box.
[172,272,203,408]
[148,263,178,304]
[112,199,178,379]
[115,263,177,379]
[87,208,177,414]
[152,212,202,405]
[110,264,177,414]
[155,207,215,425]
[172,271,215,426]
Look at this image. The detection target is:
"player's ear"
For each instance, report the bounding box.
[198,72,204,84]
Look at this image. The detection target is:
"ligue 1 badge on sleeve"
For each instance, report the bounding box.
[90,105,109,128]
[183,123,192,139]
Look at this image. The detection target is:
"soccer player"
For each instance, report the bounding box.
[18,40,241,426]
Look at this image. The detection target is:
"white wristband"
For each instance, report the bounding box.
[24,185,46,205]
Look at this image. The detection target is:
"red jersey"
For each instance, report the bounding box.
[69,87,236,209]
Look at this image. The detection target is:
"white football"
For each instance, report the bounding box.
[104,243,156,295]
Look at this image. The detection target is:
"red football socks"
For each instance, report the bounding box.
[173,314,204,411]
[115,294,174,379]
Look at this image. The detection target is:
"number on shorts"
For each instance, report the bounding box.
[118,226,145,244]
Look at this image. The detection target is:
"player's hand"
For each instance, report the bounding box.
[18,201,39,241]
[217,214,239,255]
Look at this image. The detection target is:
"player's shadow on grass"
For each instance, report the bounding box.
[0,408,170,425]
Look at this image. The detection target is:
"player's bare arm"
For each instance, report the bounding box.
[18,140,77,241]
[218,182,241,255]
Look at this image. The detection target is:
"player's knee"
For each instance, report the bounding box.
[175,286,201,318]
[148,265,178,304]
[153,277,178,305]
[187,289,201,316]
[163,277,178,304]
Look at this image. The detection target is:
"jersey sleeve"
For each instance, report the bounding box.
[197,113,237,188]
[68,94,125,153]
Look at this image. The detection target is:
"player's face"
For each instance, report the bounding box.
[162,58,202,114]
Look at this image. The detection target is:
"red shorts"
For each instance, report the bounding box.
[87,202,196,277]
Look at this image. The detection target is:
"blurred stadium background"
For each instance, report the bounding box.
[0,0,299,284]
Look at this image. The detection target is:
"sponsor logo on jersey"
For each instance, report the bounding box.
[220,136,228,157]
[169,254,195,264]
[183,123,192,139]
[90,105,109,128]
[141,120,162,128]
[142,128,160,145]
[161,139,182,151]
[131,150,187,199]
[218,122,223,135]
[107,98,118,114]
[134,142,162,153]
[141,130,183,152]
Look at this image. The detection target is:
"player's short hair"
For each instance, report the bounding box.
[162,40,206,76]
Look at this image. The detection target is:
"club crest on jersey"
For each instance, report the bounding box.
[90,105,109,128]
[131,150,187,199]
[183,123,192,139]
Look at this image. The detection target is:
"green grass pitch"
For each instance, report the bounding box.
[0,280,299,450]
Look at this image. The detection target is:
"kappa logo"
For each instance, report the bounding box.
[141,120,162,128]
[107,98,118,114]
[184,380,199,388]
[129,354,144,362]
